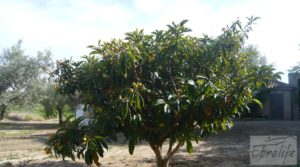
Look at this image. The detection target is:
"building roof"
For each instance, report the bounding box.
[270,80,295,91]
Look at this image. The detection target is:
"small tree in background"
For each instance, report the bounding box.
[40,82,78,124]
[242,45,267,66]
[289,62,300,74]
[0,40,52,120]
[46,18,281,167]
[240,45,282,117]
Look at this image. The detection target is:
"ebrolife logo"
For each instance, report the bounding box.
[250,136,297,165]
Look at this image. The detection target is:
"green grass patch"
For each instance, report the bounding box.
[7,104,46,120]
[6,103,76,121]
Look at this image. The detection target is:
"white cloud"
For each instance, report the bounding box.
[0,0,133,60]
[133,0,167,15]
[240,0,300,81]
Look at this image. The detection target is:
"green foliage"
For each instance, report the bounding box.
[39,83,78,123]
[0,40,52,120]
[6,104,46,121]
[63,105,76,119]
[47,18,281,166]
[242,45,267,66]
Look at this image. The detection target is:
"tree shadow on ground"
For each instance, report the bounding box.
[2,121,300,167]
[169,145,249,167]
[1,160,86,167]
[0,122,58,131]
[168,121,300,167]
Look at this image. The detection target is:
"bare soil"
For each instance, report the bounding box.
[0,119,299,167]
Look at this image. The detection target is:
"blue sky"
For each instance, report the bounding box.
[0,0,300,82]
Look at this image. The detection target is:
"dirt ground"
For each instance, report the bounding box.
[0,119,300,167]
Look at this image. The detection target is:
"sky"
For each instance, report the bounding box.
[0,0,300,83]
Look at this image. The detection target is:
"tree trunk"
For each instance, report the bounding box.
[150,141,183,167]
[57,107,63,125]
[150,143,170,167]
[155,155,169,167]
[0,104,7,121]
[152,145,169,167]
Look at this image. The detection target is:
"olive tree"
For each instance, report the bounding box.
[0,40,52,120]
[46,18,280,167]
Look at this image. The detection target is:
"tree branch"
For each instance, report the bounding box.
[167,70,178,93]
[167,139,174,154]
[165,141,183,160]
[150,143,163,160]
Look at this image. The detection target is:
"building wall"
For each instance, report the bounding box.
[262,73,300,120]
[288,73,300,120]
[262,90,293,120]
[262,96,270,117]
[283,91,292,120]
